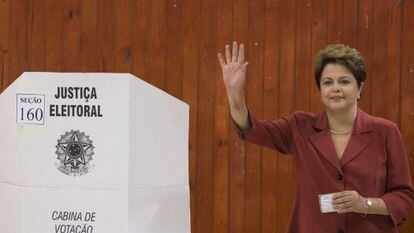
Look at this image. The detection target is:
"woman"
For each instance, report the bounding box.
[217,42,414,233]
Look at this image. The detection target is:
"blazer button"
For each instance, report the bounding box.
[337,228,345,233]
[337,173,344,181]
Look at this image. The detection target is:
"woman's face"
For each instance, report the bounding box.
[320,63,362,112]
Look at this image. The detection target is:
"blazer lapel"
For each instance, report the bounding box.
[308,111,342,171]
[309,131,342,171]
[340,109,373,167]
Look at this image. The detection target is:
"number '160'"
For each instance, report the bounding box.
[20,108,43,121]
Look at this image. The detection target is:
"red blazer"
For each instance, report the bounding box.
[237,108,414,233]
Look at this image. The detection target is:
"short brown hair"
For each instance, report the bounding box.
[314,44,366,89]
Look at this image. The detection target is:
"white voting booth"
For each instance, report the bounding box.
[0,72,190,233]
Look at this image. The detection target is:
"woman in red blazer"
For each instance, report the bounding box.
[217,42,414,233]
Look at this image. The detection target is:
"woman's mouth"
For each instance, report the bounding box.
[329,96,344,101]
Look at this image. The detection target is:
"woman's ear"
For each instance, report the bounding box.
[358,82,364,100]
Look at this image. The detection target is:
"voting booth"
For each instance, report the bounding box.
[0,72,190,233]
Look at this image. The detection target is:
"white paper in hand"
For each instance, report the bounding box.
[318,193,336,213]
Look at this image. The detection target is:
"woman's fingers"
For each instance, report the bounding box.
[335,203,353,210]
[225,44,231,64]
[217,53,226,68]
[333,193,354,203]
[332,197,350,205]
[331,190,367,214]
[238,44,244,63]
[333,191,354,200]
[219,42,246,68]
[232,41,238,62]
[336,207,353,213]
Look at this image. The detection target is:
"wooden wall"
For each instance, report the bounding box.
[1,0,414,232]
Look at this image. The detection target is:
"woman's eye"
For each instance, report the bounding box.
[340,79,350,85]
[322,80,332,86]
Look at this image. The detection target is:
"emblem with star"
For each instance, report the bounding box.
[55,130,95,176]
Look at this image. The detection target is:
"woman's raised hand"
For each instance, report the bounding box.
[217,42,250,132]
[217,41,249,95]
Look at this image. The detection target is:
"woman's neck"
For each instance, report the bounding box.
[326,106,358,133]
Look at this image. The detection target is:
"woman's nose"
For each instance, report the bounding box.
[332,82,341,92]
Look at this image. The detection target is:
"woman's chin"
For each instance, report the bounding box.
[325,103,351,112]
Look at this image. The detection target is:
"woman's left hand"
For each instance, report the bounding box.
[332,190,367,214]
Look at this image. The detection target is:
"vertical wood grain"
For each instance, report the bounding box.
[276,1,296,231]
[295,0,312,112]
[98,0,115,72]
[62,0,81,71]
[261,0,280,232]
[213,1,232,233]
[326,0,343,44]
[3,0,33,88]
[149,0,168,89]
[195,0,216,232]
[357,0,374,112]
[31,0,46,71]
[229,0,248,232]
[244,0,266,232]
[370,0,389,119]
[45,0,64,71]
[385,0,401,124]
[310,0,326,113]
[131,0,152,82]
[342,0,358,47]
[0,0,9,91]
[400,0,414,231]
[114,0,133,72]
[181,0,200,232]
[0,1,413,232]
[80,0,100,71]
[165,0,184,99]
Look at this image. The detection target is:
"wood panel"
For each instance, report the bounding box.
[45,0,64,71]
[99,0,116,72]
[245,0,265,232]
[310,0,326,113]
[0,0,413,232]
[131,0,152,82]
[149,0,168,89]
[80,0,100,71]
[295,0,312,112]
[371,0,392,120]
[229,0,248,232]
[62,0,81,71]
[31,0,46,71]
[0,0,9,90]
[261,1,280,232]
[326,0,344,44]
[385,0,402,124]
[213,1,232,233]
[165,0,183,99]
[181,1,200,233]
[3,0,32,88]
[342,0,358,47]
[113,0,133,73]
[276,1,296,231]
[195,0,216,232]
[356,0,374,112]
[400,0,414,232]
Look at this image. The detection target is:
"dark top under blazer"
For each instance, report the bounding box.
[236,108,414,233]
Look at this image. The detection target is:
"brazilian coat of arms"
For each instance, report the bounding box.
[55,130,95,176]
